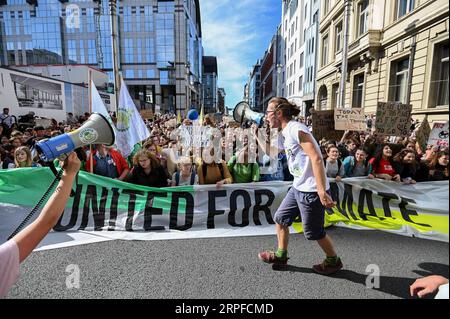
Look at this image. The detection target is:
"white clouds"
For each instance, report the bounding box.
[200,0,280,108]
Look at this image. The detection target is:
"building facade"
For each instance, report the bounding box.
[0,0,203,115]
[302,0,320,116]
[259,33,281,113]
[248,62,261,111]
[316,0,449,123]
[281,0,305,114]
[202,55,217,114]
[217,87,225,114]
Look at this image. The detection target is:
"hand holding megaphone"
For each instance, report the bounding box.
[59,152,81,176]
[35,113,115,162]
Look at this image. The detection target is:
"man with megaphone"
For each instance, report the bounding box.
[257,97,343,276]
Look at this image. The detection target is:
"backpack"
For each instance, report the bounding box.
[337,159,342,172]
[349,157,369,175]
[202,161,225,181]
[175,169,197,186]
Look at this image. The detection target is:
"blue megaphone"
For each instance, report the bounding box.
[35,113,115,161]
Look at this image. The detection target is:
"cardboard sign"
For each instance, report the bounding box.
[334,108,366,131]
[139,109,154,120]
[414,117,431,151]
[375,102,412,136]
[34,118,53,128]
[428,121,449,148]
[312,109,344,141]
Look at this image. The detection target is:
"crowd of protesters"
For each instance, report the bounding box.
[0,106,448,187]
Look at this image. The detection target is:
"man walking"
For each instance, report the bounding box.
[258,97,343,275]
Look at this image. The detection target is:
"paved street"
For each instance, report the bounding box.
[6,227,449,299]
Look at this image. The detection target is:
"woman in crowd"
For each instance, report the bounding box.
[127,149,168,188]
[144,139,168,174]
[368,144,400,181]
[9,137,22,150]
[427,151,449,181]
[227,136,260,183]
[342,148,373,178]
[324,145,345,182]
[10,146,41,168]
[171,156,198,186]
[198,147,232,187]
[392,149,420,184]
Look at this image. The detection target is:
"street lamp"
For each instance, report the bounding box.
[185,63,190,114]
[276,64,283,97]
[262,81,266,113]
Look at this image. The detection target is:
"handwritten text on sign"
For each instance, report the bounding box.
[428,122,449,148]
[334,108,366,131]
[375,102,412,137]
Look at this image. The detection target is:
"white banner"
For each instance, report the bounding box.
[0,173,448,251]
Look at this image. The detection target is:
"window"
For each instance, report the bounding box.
[429,41,449,107]
[313,11,318,23]
[125,69,134,79]
[389,57,409,103]
[299,76,303,91]
[300,52,304,68]
[335,22,343,53]
[324,0,330,15]
[332,84,339,108]
[396,0,414,20]
[357,0,369,36]
[321,35,329,66]
[147,69,155,78]
[352,74,364,108]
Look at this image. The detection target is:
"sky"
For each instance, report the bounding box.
[200,0,282,111]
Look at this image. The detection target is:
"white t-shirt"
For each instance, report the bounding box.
[435,283,449,299]
[280,121,330,192]
[171,172,199,186]
[0,239,20,298]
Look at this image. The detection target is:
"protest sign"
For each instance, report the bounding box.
[428,121,449,148]
[312,109,344,141]
[414,117,431,151]
[139,109,154,120]
[334,108,366,131]
[375,102,412,136]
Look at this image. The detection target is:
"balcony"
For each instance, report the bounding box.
[334,30,382,67]
[348,30,382,58]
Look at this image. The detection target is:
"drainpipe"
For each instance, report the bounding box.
[338,0,351,109]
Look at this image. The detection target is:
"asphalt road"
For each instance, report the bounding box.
[6,227,449,299]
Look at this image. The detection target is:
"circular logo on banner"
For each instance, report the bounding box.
[79,128,99,144]
[117,108,133,132]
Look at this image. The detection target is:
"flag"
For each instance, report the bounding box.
[177,109,182,125]
[116,78,151,157]
[90,81,117,134]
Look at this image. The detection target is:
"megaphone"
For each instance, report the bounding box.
[36,113,115,162]
[233,101,265,126]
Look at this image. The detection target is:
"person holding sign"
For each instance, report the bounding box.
[258,97,342,276]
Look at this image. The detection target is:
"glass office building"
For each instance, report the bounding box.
[0,0,203,113]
